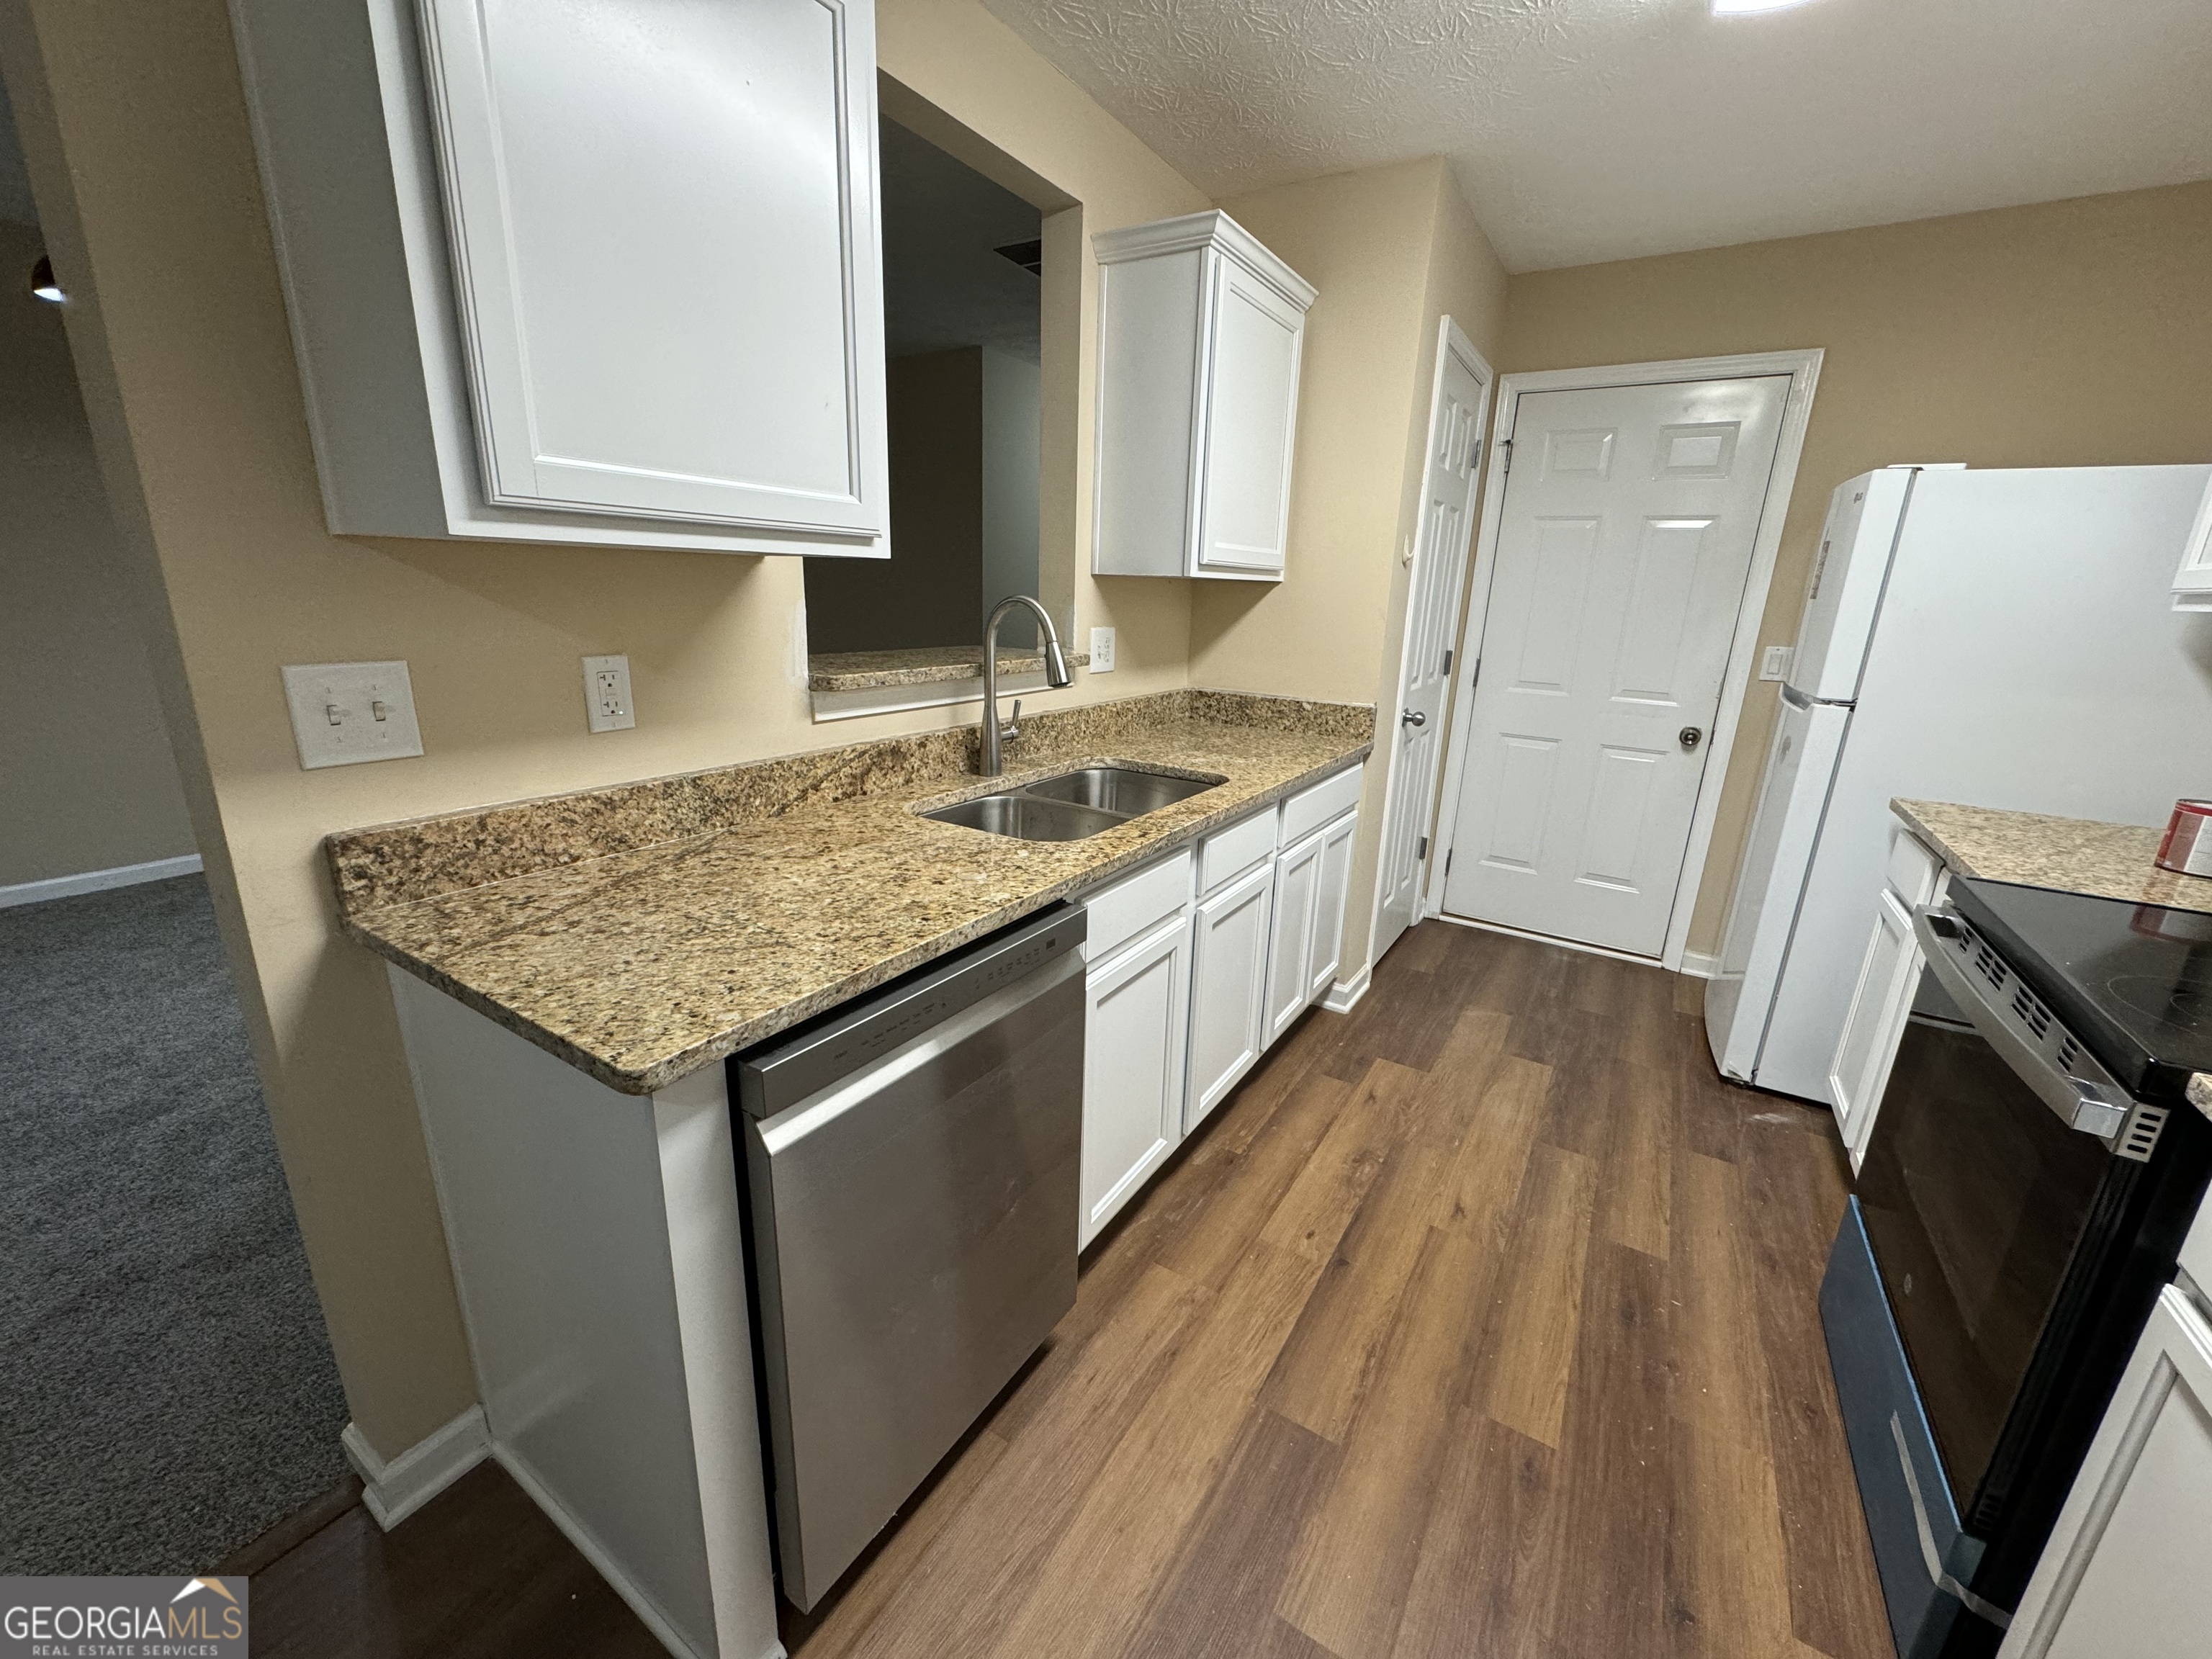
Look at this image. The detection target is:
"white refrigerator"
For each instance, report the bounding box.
[1704,462,2212,1103]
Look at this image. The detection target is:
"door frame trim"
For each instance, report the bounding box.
[1367,314,1493,971]
[1422,348,1824,971]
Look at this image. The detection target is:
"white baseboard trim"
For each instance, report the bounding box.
[341,1406,487,1530]
[0,853,202,909]
[1321,963,1372,1014]
[1677,950,1724,979]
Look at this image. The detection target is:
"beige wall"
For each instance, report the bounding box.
[1499,181,2212,955]
[1193,157,1510,972]
[805,348,986,653]
[0,0,1210,1457]
[0,214,194,887]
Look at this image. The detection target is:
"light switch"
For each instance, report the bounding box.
[1759,644,1794,683]
[583,655,635,732]
[282,661,424,769]
[1089,626,1116,674]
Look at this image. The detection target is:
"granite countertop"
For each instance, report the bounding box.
[1893,799,2212,917]
[333,689,1373,1095]
[807,645,1094,693]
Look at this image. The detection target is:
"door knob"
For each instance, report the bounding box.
[1679,726,1703,750]
[1401,709,1427,728]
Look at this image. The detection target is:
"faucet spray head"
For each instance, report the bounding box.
[1042,636,1072,688]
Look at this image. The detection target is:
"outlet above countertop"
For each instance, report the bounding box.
[332,689,1372,1096]
[1894,798,2212,917]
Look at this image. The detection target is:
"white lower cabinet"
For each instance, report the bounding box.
[1308,811,1357,1005]
[1265,809,1359,1044]
[1076,764,1363,1245]
[2000,1285,2212,1658]
[1829,822,1949,1168]
[1830,889,1918,1161]
[1186,860,1277,1133]
[1265,824,1326,1046]
[1078,914,1191,1249]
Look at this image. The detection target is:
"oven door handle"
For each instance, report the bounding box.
[1912,907,2127,1141]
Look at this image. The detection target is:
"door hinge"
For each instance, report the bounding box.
[1440,646,1453,676]
[1500,437,1514,477]
[1416,835,1428,861]
[1445,850,1454,877]
[1467,657,1480,694]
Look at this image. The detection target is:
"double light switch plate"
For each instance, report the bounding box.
[282,661,423,769]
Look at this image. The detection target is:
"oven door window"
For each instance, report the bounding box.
[1854,963,2114,1518]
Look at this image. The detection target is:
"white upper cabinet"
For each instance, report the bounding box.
[233,0,889,556]
[2175,472,2212,610]
[1092,212,1315,581]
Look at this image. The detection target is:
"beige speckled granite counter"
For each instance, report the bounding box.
[1894,799,2212,916]
[333,690,1373,1095]
[806,644,1093,693]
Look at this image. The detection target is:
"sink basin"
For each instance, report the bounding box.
[923,793,1127,842]
[1018,766,1218,817]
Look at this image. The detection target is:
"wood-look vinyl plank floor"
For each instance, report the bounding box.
[793,924,1887,1659]
[240,922,1888,1659]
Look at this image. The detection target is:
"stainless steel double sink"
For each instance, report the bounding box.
[923,766,1222,841]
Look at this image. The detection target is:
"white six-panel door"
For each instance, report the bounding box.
[1375,321,1491,961]
[1441,376,1790,958]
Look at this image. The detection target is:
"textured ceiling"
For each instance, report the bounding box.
[979,0,2212,271]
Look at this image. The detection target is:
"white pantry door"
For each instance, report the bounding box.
[1374,323,1490,961]
[1442,376,1789,958]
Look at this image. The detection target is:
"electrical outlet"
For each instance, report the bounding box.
[1759,644,1794,683]
[583,655,636,732]
[282,661,424,769]
[1089,626,1116,673]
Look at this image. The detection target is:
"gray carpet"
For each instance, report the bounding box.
[1,875,349,1573]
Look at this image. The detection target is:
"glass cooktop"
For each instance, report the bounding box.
[1952,878,2212,1102]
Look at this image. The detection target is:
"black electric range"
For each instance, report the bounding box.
[1948,877,2212,1105]
[1824,878,2212,1659]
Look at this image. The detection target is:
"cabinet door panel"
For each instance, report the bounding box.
[1265,828,1323,1046]
[1081,914,1189,1249]
[418,0,887,534]
[2002,1287,2212,1658]
[1310,809,1357,1004]
[1186,861,1274,1133]
[1830,889,1917,1164]
[1197,258,1303,573]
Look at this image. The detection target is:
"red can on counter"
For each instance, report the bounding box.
[2155,799,2212,876]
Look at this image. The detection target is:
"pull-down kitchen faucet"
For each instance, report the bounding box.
[980,595,1073,775]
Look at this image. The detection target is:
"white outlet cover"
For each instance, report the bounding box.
[582,654,636,732]
[282,661,424,769]
[1089,626,1117,673]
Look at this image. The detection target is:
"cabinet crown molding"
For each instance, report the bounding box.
[1092,210,1317,310]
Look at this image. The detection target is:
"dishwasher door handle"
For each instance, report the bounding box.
[755,945,1083,1154]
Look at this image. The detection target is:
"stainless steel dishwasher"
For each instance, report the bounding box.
[731,903,1086,1611]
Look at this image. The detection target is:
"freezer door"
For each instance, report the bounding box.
[1705,693,1853,1080]
[1790,469,1915,704]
